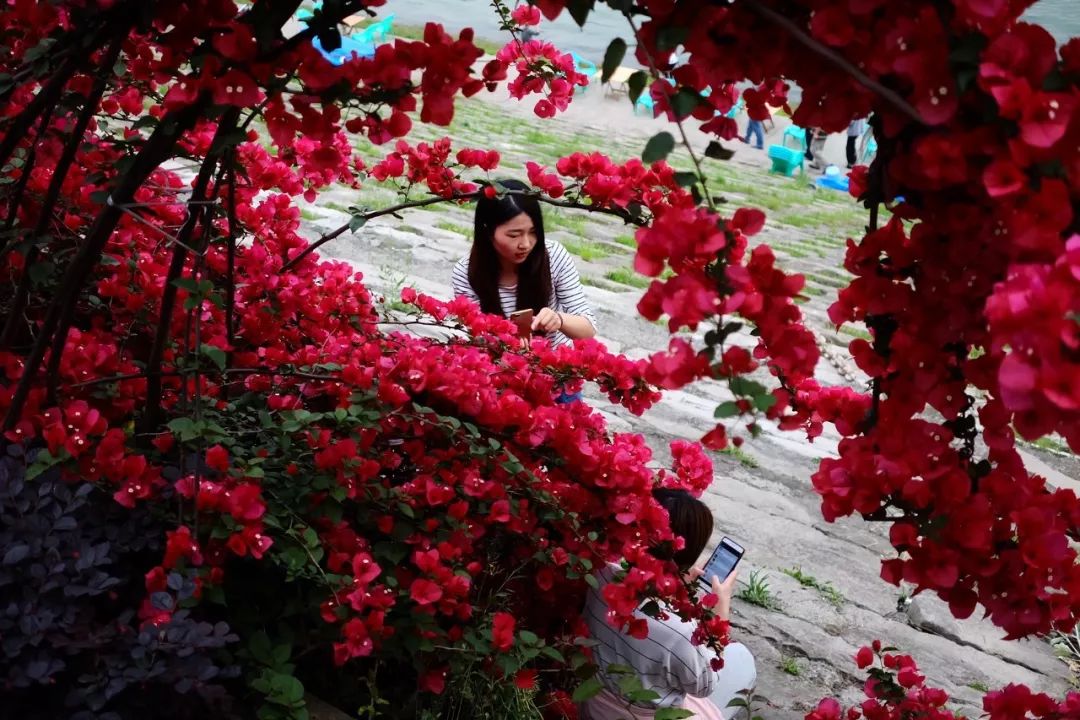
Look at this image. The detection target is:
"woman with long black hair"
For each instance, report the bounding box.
[581,489,757,720]
[451,179,597,348]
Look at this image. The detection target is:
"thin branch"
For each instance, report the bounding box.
[0,31,101,171]
[1,106,55,234]
[740,1,926,126]
[279,191,644,272]
[142,109,239,432]
[2,32,127,349]
[224,158,238,356]
[3,99,207,431]
[623,12,715,211]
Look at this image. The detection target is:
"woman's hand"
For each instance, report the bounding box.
[689,567,738,622]
[532,307,562,334]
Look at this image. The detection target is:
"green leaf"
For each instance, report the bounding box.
[518,629,540,645]
[727,377,768,397]
[249,630,274,663]
[673,171,698,188]
[753,393,777,411]
[627,70,649,104]
[209,127,249,157]
[201,345,227,371]
[572,676,604,703]
[601,38,627,84]
[714,401,740,418]
[565,0,592,27]
[373,541,408,564]
[642,132,675,164]
[626,688,662,703]
[271,674,305,705]
[541,646,565,662]
[671,88,700,119]
[348,213,367,233]
[605,663,634,676]
[27,261,55,286]
[655,709,695,720]
[272,643,292,666]
[705,141,735,161]
[656,25,688,52]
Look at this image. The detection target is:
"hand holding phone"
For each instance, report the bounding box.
[510,309,533,338]
[698,537,744,590]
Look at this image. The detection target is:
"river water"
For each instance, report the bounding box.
[384,0,1077,64]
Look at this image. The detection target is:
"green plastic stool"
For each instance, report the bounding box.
[767,144,804,176]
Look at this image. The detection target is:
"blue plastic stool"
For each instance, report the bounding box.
[634,92,655,116]
[312,35,375,65]
[861,137,877,164]
[359,13,394,42]
[571,53,597,95]
[815,165,850,192]
[767,145,804,177]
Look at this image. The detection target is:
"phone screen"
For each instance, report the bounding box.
[699,538,743,587]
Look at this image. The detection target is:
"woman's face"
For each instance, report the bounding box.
[491,212,538,267]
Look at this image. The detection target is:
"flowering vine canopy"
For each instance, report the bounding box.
[0,0,1077,717]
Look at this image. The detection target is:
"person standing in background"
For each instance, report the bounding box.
[846,117,867,168]
[804,127,824,170]
[742,117,765,150]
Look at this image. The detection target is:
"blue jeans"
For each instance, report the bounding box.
[555,390,583,404]
[744,120,764,149]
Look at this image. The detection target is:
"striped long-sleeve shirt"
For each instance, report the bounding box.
[451,239,597,348]
[583,564,723,710]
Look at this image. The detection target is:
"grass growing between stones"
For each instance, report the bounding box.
[604,268,650,289]
[779,656,803,677]
[737,569,780,610]
[837,325,871,341]
[388,23,503,55]
[781,566,845,610]
[968,681,990,693]
[613,234,637,248]
[561,239,610,262]
[720,445,758,469]
[435,220,471,236]
[1031,436,1073,455]
[322,201,353,214]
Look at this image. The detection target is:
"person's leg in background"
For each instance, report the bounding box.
[846,134,857,167]
[708,642,758,715]
[749,120,764,149]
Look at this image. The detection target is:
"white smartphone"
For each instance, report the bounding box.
[698,537,744,590]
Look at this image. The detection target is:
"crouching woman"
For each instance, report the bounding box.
[581,489,757,719]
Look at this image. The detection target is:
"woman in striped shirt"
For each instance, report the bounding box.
[451,179,597,349]
[582,489,757,720]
